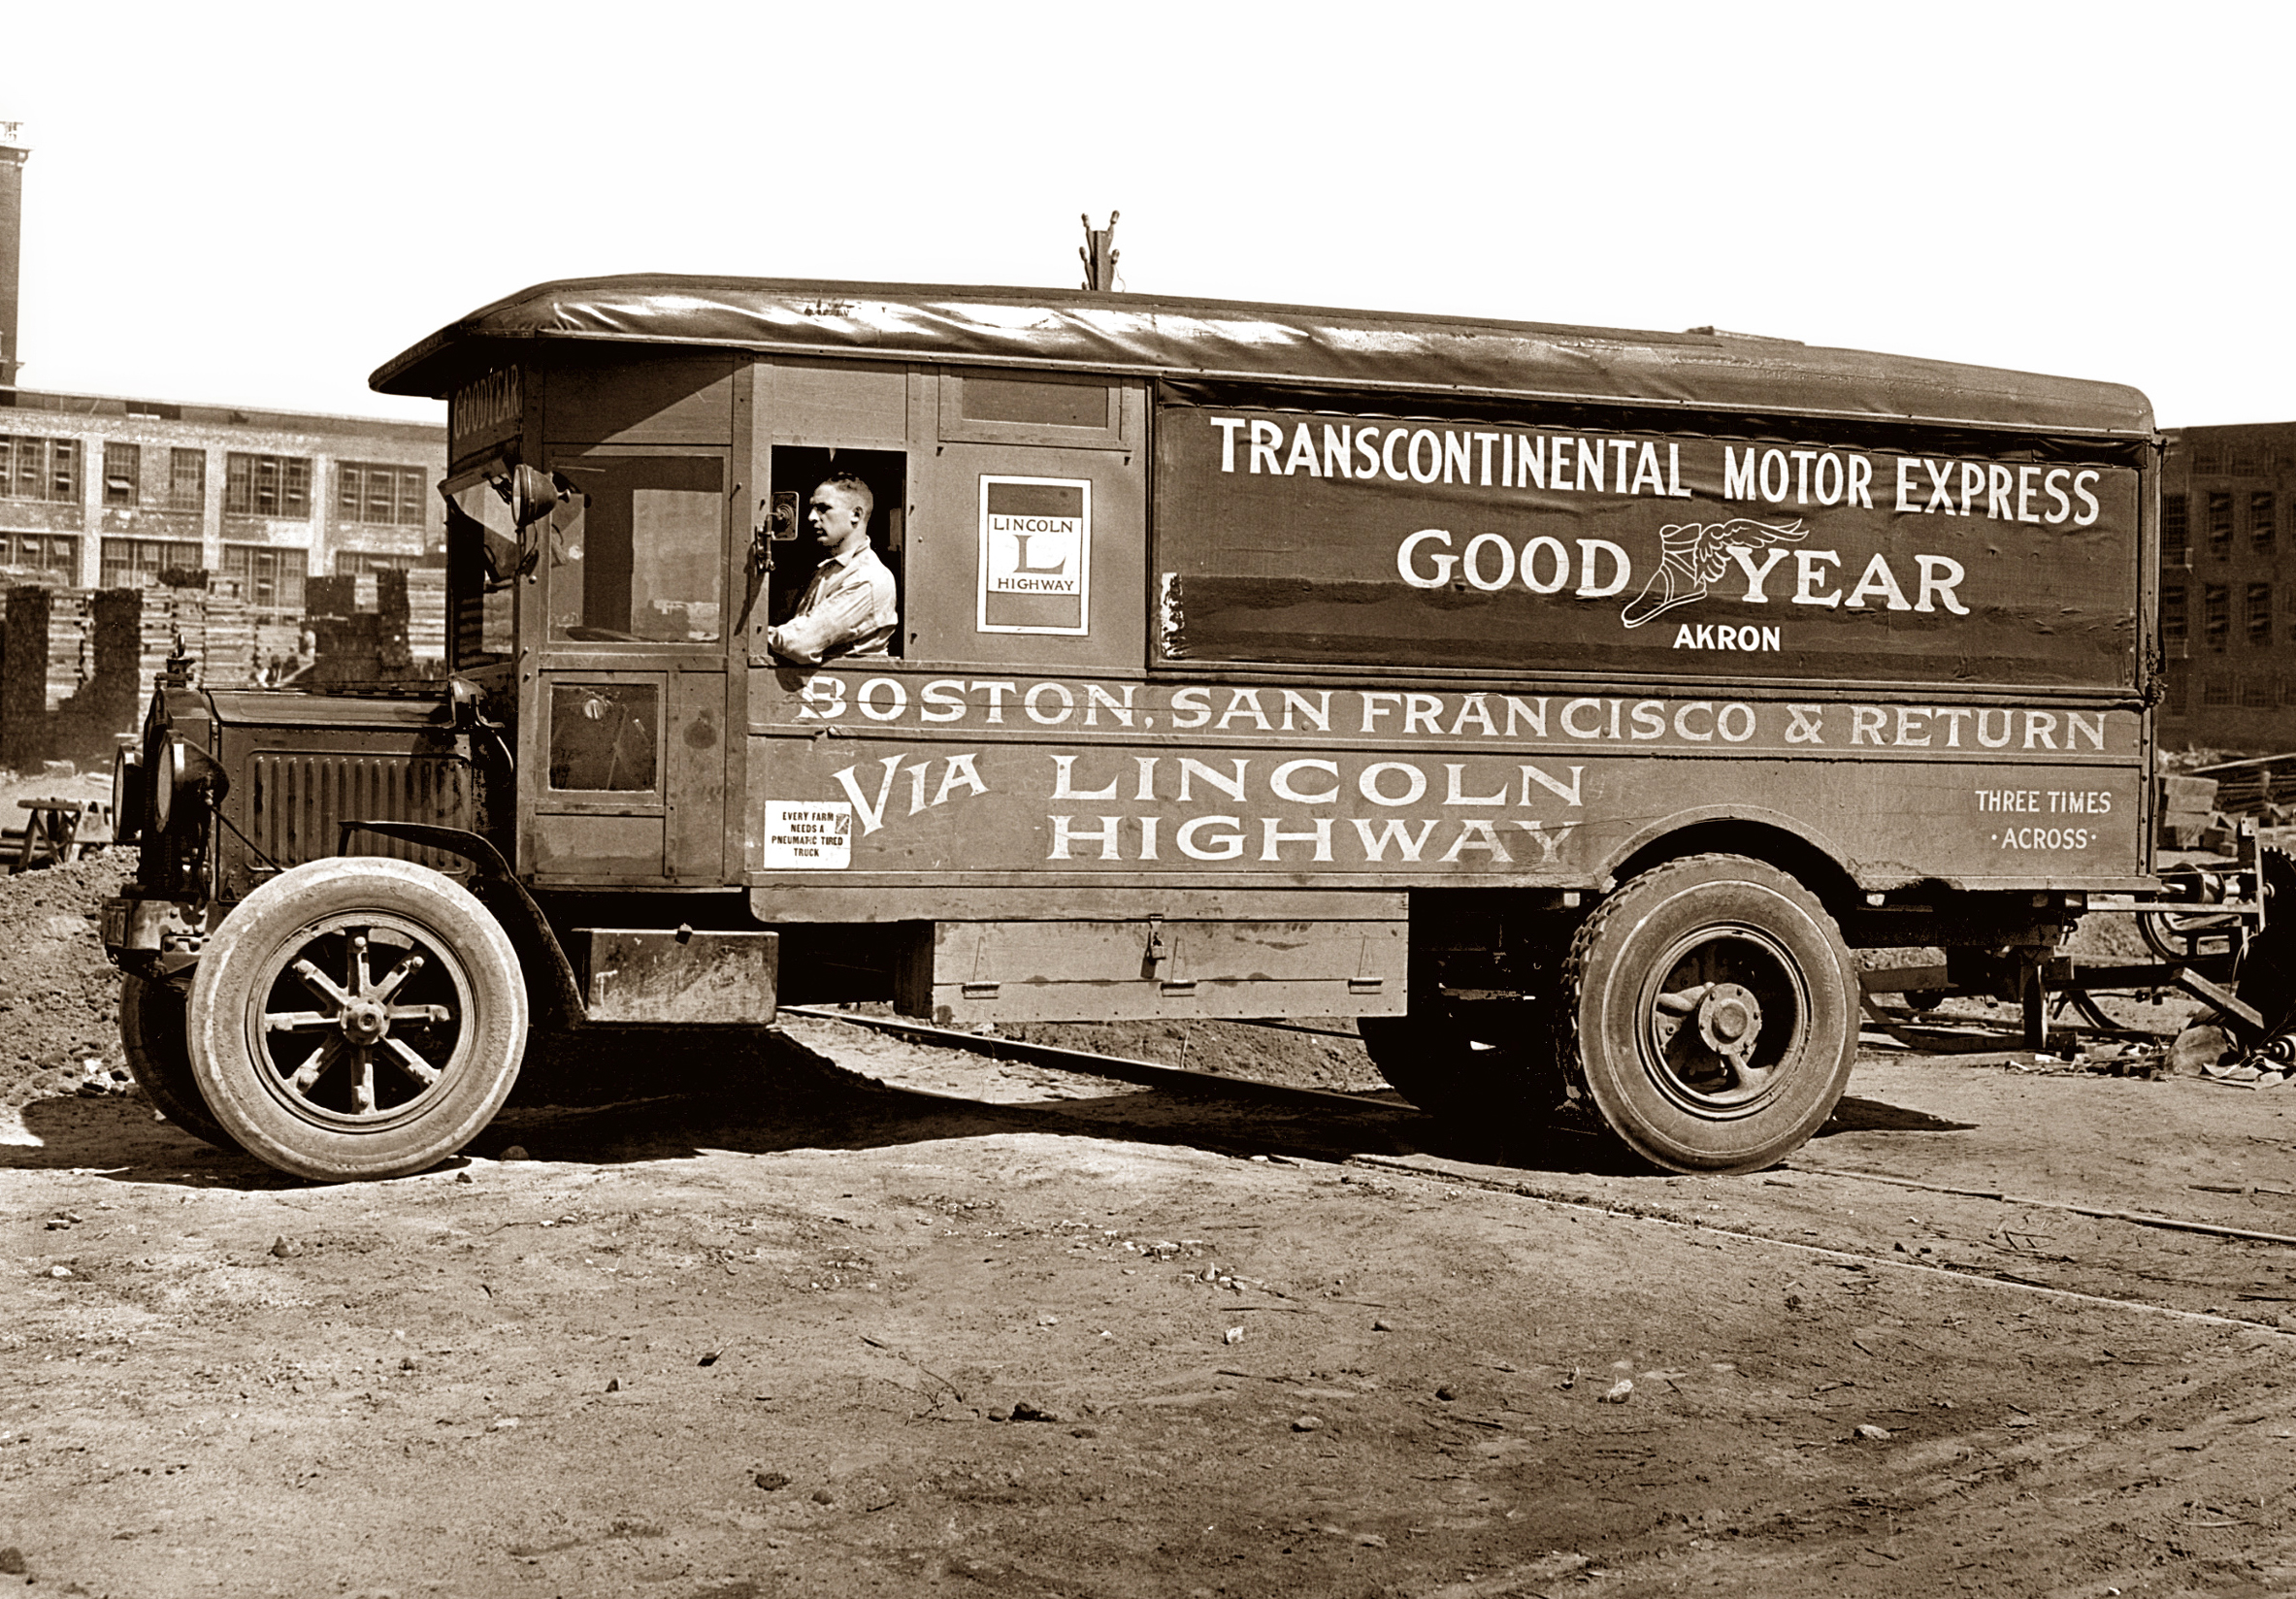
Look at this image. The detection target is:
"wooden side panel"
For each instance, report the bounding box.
[763,358,908,444]
[532,813,665,879]
[896,918,1407,1026]
[742,671,2149,895]
[580,929,778,1023]
[905,439,1147,672]
[667,669,726,882]
[544,354,736,447]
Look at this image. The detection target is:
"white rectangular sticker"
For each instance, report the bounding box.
[978,474,1091,635]
[760,800,853,869]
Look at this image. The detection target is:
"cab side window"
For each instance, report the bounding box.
[546,453,725,643]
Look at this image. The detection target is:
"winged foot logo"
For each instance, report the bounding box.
[1621,518,1805,629]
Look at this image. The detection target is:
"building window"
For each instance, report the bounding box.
[2162,493,2188,563]
[333,550,418,577]
[2164,663,2190,716]
[2243,676,2278,710]
[102,441,141,507]
[2204,584,2230,651]
[221,543,306,614]
[0,533,78,575]
[2255,491,2278,554]
[224,453,312,519]
[99,537,204,587]
[2204,674,2235,708]
[169,448,206,511]
[1,435,81,502]
[337,462,428,526]
[2250,583,2275,646]
[2208,492,2234,558]
[2162,583,2187,642]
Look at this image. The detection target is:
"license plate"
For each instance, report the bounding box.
[100,899,128,950]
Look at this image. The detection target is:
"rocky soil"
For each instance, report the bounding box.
[0,763,132,1110]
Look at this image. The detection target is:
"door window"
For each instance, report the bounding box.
[546,682,659,792]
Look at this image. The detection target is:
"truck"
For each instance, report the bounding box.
[100,275,2188,1182]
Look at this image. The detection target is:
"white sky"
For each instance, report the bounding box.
[4,1,2287,429]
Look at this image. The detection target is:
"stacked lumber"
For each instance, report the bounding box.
[131,585,262,690]
[43,590,90,711]
[133,580,183,687]
[254,621,305,677]
[11,566,444,712]
[2190,755,2296,817]
[2158,774,2221,849]
[204,591,257,688]
[406,569,446,663]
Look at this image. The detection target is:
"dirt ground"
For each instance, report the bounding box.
[14,840,2296,1597]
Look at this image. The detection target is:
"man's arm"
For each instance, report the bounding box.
[767,568,885,665]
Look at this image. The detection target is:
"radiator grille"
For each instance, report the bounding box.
[247,753,476,872]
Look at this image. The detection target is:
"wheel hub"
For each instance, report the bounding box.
[257,929,454,1126]
[340,999,390,1043]
[1695,983,1761,1059]
[1650,954,1790,1111]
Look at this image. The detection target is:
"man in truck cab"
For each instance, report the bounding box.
[764,473,898,665]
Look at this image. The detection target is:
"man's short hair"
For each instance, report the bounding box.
[818,473,874,521]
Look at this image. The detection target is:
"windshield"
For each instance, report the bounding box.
[443,467,521,668]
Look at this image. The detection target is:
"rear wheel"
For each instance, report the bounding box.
[119,974,239,1151]
[1556,854,1855,1174]
[187,858,528,1182]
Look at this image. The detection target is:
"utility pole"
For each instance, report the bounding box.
[1079,212,1120,292]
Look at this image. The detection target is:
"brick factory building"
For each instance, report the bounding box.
[0,386,443,617]
[2159,420,2296,754]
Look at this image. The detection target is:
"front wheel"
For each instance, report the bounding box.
[187,858,528,1182]
[120,974,239,1151]
[1556,854,1856,1174]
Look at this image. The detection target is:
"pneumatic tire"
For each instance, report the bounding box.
[186,858,528,1182]
[120,973,240,1151]
[1556,854,1855,1174]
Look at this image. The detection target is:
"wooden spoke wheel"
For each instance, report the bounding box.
[187,858,527,1182]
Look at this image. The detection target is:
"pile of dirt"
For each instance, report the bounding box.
[0,847,133,1102]
[994,1016,1384,1093]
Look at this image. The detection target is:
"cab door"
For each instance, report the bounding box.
[519,356,737,886]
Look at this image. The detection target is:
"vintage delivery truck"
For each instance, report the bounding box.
[101,276,2181,1181]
